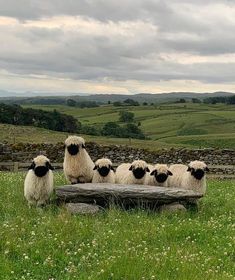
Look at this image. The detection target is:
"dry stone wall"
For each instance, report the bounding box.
[0,142,234,175]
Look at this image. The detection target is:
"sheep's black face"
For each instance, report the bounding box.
[192,169,205,180]
[155,173,168,183]
[98,166,110,177]
[34,166,49,177]
[132,168,146,179]
[67,144,79,155]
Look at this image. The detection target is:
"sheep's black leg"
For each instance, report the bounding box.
[77,179,85,184]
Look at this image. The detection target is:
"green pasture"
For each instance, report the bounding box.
[19,103,235,149]
[0,172,234,279]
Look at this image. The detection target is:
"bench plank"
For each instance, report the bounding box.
[55,183,203,207]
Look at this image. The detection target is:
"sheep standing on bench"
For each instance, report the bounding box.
[116,160,150,184]
[92,158,115,183]
[145,164,173,187]
[63,136,94,184]
[24,155,54,207]
[168,160,209,195]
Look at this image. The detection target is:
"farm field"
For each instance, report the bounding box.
[0,172,234,279]
[20,102,235,149]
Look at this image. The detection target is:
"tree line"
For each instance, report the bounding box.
[203,95,235,104]
[0,103,80,133]
[66,99,99,108]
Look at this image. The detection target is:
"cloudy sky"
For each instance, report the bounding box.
[1,0,235,95]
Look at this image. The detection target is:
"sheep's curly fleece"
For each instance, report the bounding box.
[24,155,53,206]
[115,160,148,185]
[63,136,94,183]
[145,164,171,187]
[168,161,207,194]
[92,158,115,183]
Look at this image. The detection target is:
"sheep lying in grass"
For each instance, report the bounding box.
[145,164,173,187]
[92,158,115,183]
[63,136,94,184]
[168,160,209,194]
[24,155,54,206]
[116,160,150,185]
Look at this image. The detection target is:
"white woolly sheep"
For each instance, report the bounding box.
[63,135,94,184]
[92,158,115,183]
[145,164,173,187]
[115,160,150,185]
[24,155,54,206]
[168,160,209,194]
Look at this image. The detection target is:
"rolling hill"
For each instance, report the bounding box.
[17,102,235,149]
[0,91,234,105]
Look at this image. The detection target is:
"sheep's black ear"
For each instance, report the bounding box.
[168,170,173,176]
[93,165,97,170]
[150,170,156,176]
[49,164,54,170]
[146,167,150,172]
[28,162,35,170]
[187,166,191,172]
[82,144,85,149]
[46,161,54,170]
[110,165,115,171]
[205,166,209,172]
[129,165,133,171]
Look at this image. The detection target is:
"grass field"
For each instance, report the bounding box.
[0,172,234,279]
[21,103,235,149]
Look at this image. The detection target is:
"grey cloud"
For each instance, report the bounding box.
[0,0,227,21]
[0,0,235,88]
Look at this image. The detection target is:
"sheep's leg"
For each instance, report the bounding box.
[26,195,37,208]
[69,177,78,184]
[77,176,85,184]
[37,200,46,207]
[28,201,36,208]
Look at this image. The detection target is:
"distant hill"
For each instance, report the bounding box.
[0,90,234,105]
[83,91,235,103]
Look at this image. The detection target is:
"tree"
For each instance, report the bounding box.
[124,123,145,139]
[143,102,148,106]
[119,111,134,122]
[66,99,77,107]
[203,95,235,105]
[102,122,122,137]
[123,99,139,106]
[80,125,100,136]
[113,101,122,107]
[101,121,145,139]
[77,101,99,108]
[192,98,201,103]
[227,95,235,104]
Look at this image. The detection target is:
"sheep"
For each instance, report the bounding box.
[24,155,54,207]
[92,158,115,183]
[63,135,94,184]
[168,160,209,194]
[116,160,150,185]
[145,164,173,187]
